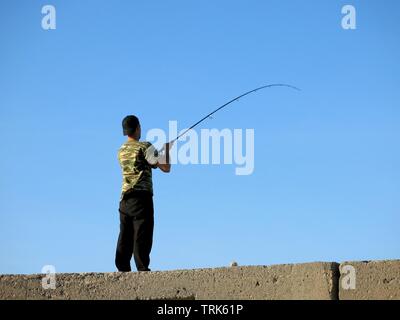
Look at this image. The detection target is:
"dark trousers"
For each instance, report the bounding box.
[115,191,154,272]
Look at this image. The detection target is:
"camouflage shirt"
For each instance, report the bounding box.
[118,140,159,199]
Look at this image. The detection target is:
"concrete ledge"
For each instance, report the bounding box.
[4,260,399,300]
[339,260,400,300]
[0,262,339,300]
[0,275,28,300]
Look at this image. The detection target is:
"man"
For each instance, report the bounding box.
[115,115,172,272]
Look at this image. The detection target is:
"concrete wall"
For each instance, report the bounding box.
[0,260,399,300]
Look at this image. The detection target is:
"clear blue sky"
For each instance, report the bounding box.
[0,0,399,274]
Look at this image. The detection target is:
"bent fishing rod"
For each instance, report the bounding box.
[160,83,300,151]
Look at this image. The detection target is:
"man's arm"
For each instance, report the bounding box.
[156,142,172,173]
[145,141,173,173]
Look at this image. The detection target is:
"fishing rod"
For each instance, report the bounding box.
[160,83,300,151]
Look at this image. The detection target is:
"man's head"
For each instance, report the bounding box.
[122,115,141,140]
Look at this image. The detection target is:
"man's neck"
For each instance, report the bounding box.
[127,136,139,142]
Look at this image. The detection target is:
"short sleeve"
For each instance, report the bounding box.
[144,142,159,166]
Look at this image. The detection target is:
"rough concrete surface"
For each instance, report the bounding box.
[2,260,399,300]
[0,262,339,300]
[339,260,400,300]
[0,275,28,300]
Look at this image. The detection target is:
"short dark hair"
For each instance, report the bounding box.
[122,115,140,136]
